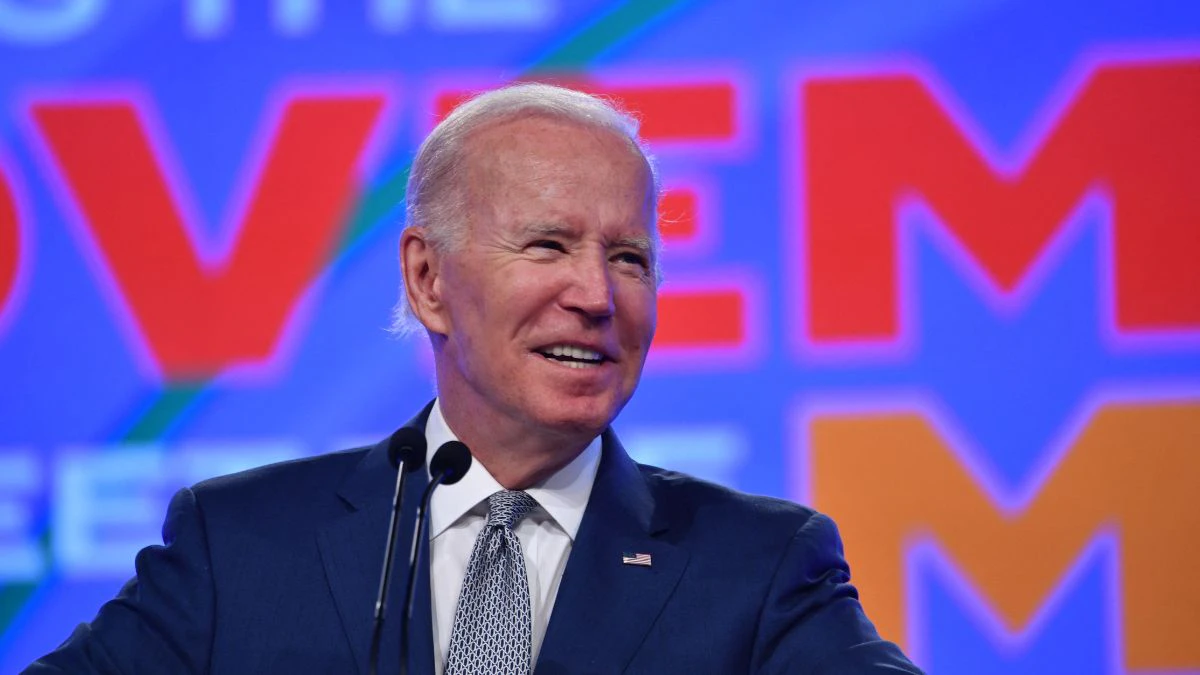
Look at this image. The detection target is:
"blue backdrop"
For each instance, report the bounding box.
[1,1,1199,671]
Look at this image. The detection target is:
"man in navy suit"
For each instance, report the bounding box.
[27,83,922,674]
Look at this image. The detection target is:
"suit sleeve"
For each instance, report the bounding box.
[751,512,924,675]
[22,487,217,675]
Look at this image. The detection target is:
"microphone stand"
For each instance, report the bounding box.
[399,440,471,675]
[367,428,425,675]
[398,474,444,675]
[369,462,411,675]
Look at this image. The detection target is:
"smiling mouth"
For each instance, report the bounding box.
[535,345,608,369]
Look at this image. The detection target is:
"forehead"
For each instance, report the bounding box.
[462,115,653,199]
[455,116,656,249]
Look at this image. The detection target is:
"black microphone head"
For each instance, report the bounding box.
[429,441,472,485]
[386,427,427,471]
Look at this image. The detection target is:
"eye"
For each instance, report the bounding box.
[612,250,650,270]
[528,239,567,253]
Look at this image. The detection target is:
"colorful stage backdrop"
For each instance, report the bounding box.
[1,1,1198,671]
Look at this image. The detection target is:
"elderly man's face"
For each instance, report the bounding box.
[431,116,657,439]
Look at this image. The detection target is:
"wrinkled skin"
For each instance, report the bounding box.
[402,115,658,486]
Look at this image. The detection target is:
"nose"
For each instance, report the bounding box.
[561,251,615,320]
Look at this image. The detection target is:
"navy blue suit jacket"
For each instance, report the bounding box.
[27,406,921,674]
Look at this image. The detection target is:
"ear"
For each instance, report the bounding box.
[400,227,451,336]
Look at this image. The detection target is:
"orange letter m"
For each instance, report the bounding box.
[807,398,1200,669]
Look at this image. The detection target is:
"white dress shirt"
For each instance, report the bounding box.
[424,400,601,674]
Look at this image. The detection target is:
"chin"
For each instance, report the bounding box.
[531,401,618,438]
[542,414,610,438]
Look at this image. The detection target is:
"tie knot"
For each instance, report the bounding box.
[485,490,538,530]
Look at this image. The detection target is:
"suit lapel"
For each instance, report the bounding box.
[317,405,436,675]
[536,430,689,674]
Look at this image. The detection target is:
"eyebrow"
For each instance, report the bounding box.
[520,222,573,238]
[519,223,655,254]
[613,235,654,254]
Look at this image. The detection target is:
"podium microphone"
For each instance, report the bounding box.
[399,440,472,675]
[368,427,427,675]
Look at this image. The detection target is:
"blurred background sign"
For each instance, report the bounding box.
[1,1,1198,671]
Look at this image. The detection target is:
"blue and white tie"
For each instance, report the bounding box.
[445,490,539,675]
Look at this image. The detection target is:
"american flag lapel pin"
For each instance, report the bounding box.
[622,551,652,567]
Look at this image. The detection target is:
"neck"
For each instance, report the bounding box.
[435,396,595,491]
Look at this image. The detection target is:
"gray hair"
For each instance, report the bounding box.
[390,82,661,335]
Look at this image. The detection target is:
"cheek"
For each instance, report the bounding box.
[504,265,565,309]
[471,267,554,342]
[618,286,657,341]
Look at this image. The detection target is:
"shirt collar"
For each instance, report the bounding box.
[425,399,601,541]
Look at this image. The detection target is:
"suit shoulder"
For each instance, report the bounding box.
[637,463,817,534]
[190,445,370,511]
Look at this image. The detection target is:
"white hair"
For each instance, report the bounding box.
[389,82,661,336]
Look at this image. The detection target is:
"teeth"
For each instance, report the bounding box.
[546,345,603,362]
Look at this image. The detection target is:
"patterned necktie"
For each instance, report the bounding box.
[445,490,540,675]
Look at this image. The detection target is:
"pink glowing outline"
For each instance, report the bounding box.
[646,268,764,371]
[0,144,34,340]
[789,384,1200,672]
[785,46,1200,366]
[416,65,753,158]
[20,78,400,385]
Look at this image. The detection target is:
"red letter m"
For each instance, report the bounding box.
[802,57,1200,345]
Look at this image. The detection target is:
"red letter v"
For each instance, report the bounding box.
[30,89,388,381]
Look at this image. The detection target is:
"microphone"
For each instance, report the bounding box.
[368,427,427,675]
[399,440,472,675]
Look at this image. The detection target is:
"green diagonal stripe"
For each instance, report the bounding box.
[122,385,209,443]
[339,166,410,252]
[530,0,684,71]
